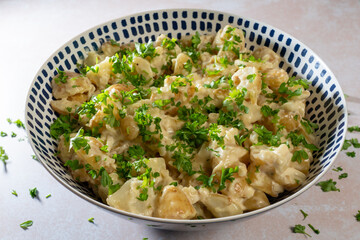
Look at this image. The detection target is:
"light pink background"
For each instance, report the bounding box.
[0,0,359,239]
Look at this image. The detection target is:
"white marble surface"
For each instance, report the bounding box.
[1,0,360,239]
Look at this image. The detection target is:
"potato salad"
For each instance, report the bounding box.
[50,25,318,219]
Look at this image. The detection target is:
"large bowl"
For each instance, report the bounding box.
[25,9,347,231]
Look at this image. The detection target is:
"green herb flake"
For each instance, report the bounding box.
[348,126,360,132]
[54,68,68,84]
[0,146,9,166]
[12,190,18,197]
[0,131,7,137]
[64,160,84,171]
[293,224,311,237]
[70,129,90,154]
[46,194,51,198]
[246,73,256,83]
[308,224,320,234]
[20,220,33,230]
[29,187,38,198]
[300,209,308,220]
[292,150,309,163]
[316,179,340,192]
[332,166,343,172]
[338,173,348,179]
[88,217,95,223]
[11,132,17,138]
[346,151,355,158]
[169,182,178,186]
[218,166,239,191]
[355,210,360,221]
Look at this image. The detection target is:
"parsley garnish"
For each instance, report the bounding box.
[12,190,18,197]
[253,125,282,147]
[135,40,157,59]
[196,172,216,192]
[184,59,193,73]
[342,138,360,150]
[316,179,340,192]
[88,217,95,223]
[355,210,360,221]
[50,114,78,140]
[46,194,51,198]
[293,224,311,237]
[29,187,38,198]
[7,119,25,129]
[11,132,17,138]
[348,126,360,132]
[246,73,256,83]
[301,119,318,134]
[0,131,7,137]
[292,150,309,163]
[20,220,33,230]
[300,209,308,220]
[162,38,178,50]
[70,129,90,154]
[338,173,348,179]
[0,146,9,166]
[54,68,68,84]
[175,121,208,148]
[346,151,355,157]
[332,166,343,172]
[218,166,239,191]
[99,167,120,195]
[64,159,84,171]
[308,224,320,234]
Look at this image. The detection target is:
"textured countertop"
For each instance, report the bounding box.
[1,0,360,239]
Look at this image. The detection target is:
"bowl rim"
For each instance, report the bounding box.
[25,7,348,225]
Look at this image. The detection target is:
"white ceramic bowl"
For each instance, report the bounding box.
[25,9,347,231]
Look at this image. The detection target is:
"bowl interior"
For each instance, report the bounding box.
[25,9,347,221]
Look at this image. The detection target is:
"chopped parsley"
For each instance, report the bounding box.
[348,126,360,132]
[184,59,192,73]
[246,73,256,83]
[20,220,33,230]
[50,114,78,140]
[46,194,52,198]
[332,166,343,172]
[88,217,95,223]
[7,119,25,129]
[308,224,320,234]
[135,40,157,59]
[293,224,311,237]
[300,209,308,220]
[29,187,38,198]
[11,132,17,138]
[253,125,282,147]
[292,150,309,163]
[338,173,348,179]
[64,159,84,171]
[54,68,68,84]
[218,166,239,191]
[70,129,91,154]
[342,138,360,150]
[346,151,355,157]
[0,146,9,166]
[316,179,340,192]
[355,210,360,221]
[0,131,7,137]
[12,190,18,197]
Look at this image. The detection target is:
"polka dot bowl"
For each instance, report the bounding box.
[25,9,347,230]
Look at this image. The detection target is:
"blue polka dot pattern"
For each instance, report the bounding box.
[25,9,347,227]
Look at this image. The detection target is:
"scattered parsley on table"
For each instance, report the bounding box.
[20,220,33,230]
[300,209,308,220]
[308,224,320,234]
[316,179,340,192]
[12,190,18,197]
[293,224,311,237]
[29,187,38,198]
[88,217,95,223]
[356,211,360,221]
